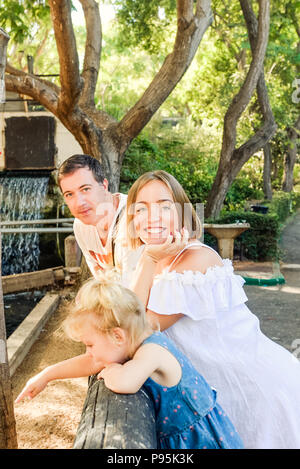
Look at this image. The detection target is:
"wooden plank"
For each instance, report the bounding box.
[73,375,157,449]
[2,267,65,294]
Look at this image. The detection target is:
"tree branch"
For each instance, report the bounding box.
[282,114,300,191]
[235,0,277,160]
[205,0,271,218]
[78,0,102,108]
[49,0,82,113]
[232,119,276,167]
[5,73,59,115]
[6,62,61,95]
[6,62,28,77]
[33,28,51,66]
[116,0,212,153]
[221,0,270,163]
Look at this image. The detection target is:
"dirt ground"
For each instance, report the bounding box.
[11,290,88,449]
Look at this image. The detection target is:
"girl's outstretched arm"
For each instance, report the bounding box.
[15,352,105,403]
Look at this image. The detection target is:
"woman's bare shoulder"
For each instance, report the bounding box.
[171,245,223,274]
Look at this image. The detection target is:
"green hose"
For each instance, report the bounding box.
[243,276,285,286]
[242,261,285,286]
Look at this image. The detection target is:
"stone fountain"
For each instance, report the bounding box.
[204,223,250,260]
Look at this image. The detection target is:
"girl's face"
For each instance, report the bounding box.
[79,324,129,366]
[133,180,180,245]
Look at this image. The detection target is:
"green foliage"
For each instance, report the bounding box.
[96,28,165,120]
[205,211,281,261]
[291,191,300,209]
[266,190,300,222]
[120,133,216,205]
[3,0,300,213]
[120,127,265,211]
[111,0,176,53]
[225,177,264,211]
[0,0,58,81]
[267,192,293,222]
[0,0,50,44]
[205,189,300,261]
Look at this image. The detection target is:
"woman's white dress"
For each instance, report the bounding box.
[147,242,300,449]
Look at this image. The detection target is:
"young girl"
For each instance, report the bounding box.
[15,272,243,450]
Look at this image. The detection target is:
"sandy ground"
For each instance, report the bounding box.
[11,290,88,449]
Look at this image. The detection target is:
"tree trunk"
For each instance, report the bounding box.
[0,236,18,449]
[263,142,273,199]
[205,0,273,219]
[5,0,213,191]
[282,23,300,193]
[282,115,300,192]
[205,162,237,219]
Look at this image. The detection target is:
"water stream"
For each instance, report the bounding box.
[4,290,46,337]
[0,175,49,275]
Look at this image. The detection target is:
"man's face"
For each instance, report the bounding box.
[60,167,109,225]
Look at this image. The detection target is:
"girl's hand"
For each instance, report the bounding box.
[15,371,49,403]
[97,363,122,380]
[97,363,123,390]
[143,228,189,264]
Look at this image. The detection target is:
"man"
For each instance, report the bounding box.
[56,154,188,449]
[57,154,142,284]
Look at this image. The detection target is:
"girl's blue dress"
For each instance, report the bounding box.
[142,332,243,449]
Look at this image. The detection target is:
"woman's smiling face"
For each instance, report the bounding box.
[133,180,180,245]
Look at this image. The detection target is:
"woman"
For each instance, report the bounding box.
[125,170,300,449]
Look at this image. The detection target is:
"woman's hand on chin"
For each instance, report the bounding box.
[143,228,189,263]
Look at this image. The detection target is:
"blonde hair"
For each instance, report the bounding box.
[63,269,154,357]
[126,170,202,249]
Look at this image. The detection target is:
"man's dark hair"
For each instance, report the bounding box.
[57,154,106,188]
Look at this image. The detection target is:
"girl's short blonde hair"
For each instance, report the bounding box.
[126,170,202,249]
[63,270,154,357]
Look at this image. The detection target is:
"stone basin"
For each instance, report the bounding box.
[204,223,250,260]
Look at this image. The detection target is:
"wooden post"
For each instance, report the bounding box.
[64,235,81,267]
[73,375,157,449]
[0,29,18,449]
[0,234,18,448]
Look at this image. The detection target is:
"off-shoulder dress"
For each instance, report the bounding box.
[147,242,300,449]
